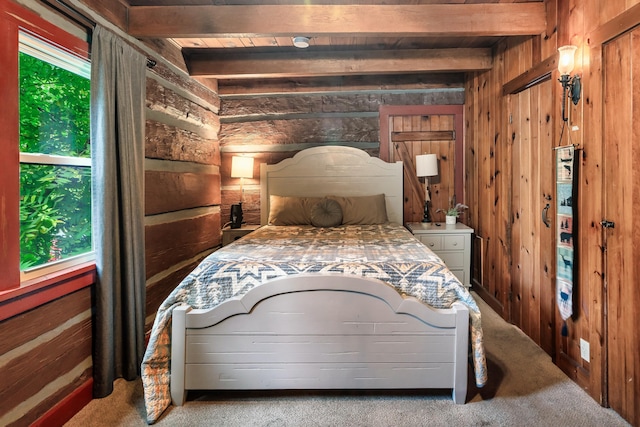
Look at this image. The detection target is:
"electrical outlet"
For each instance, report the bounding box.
[580,338,590,361]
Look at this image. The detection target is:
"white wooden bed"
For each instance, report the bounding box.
[169,146,471,408]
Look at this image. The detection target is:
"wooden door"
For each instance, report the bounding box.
[508,80,556,356]
[602,29,640,426]
[379,105,464,224]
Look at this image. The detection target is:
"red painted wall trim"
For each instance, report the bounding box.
[0,1,21,291]
[0,262,96,321]
[31,378,93,427]
[3,0,90,59]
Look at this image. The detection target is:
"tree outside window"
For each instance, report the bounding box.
[19,37,92,271]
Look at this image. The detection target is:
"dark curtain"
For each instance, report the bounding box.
[90,24,146,397]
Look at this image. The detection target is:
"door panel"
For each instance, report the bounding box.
[509,79,555,356]
[389,113,457,224]
[603,29,640,425]
[380,105,464,225]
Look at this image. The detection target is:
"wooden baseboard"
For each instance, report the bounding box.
[32,378,93,427]
[472,283,505,319]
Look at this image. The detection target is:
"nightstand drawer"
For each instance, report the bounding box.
[443,235,465,250]
[439,252,464,268]
[406,222,474,288]
[418,235,442,251]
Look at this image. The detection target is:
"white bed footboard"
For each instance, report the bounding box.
[171,274,469,406]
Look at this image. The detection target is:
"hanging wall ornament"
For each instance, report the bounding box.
[555,145,578,336]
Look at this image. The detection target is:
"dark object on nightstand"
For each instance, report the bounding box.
[230,203,243,229]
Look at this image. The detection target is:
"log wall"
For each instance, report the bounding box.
[218,75,466,223]
[0,269,94,427]
[143,63,221,332]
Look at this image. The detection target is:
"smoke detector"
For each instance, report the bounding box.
[292,36,310,49]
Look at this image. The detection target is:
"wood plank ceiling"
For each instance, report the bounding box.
[125,0,546,81]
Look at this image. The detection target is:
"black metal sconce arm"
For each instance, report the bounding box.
[559,74,581,121]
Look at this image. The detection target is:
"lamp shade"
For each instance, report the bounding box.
[558,45,577,75]
[231,156,254,179]
[416,154,438,177]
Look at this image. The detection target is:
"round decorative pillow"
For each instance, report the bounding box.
[310,198,343,227]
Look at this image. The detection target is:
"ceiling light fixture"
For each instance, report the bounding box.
[293,36,310,49]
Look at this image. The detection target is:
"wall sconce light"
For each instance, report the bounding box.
[558,45,581,122]
[416,154,438,223]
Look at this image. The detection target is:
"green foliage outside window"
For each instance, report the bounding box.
[19,52,92,269]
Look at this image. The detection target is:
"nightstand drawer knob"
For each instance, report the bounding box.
[452,242,458,246]
[429,242,435,247]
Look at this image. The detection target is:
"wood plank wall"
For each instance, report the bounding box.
[600,21,640,425]
[218,75,465,223]
[465,0,640,424]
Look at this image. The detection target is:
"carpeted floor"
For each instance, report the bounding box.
[65,293,630,426]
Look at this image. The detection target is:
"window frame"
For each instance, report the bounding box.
[1,0,94,303]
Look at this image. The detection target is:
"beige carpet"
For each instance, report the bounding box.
[65,293,630,426]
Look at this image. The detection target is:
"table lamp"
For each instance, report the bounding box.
[416,154,438,222]
[230,156,254,228]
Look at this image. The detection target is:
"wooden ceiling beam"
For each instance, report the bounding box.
[127,4,546,38]
[184,48,492,78]
[217,74,465,96]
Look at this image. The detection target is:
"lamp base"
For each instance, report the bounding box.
[421,201,432,223]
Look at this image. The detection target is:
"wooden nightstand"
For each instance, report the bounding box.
[222,224,261,246]
[406,222,474,288]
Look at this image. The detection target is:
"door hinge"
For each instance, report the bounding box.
[601,220,615,229]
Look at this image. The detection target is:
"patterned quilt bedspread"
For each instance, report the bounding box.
[141,223,488,423]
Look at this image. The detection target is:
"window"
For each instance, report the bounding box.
[0,1,93,293]
[18,32,92,280]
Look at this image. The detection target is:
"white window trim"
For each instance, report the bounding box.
[19,31,90,78]
[20,251,95,282]
[20,152,91,166]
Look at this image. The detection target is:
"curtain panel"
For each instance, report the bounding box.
[90,25,146,397]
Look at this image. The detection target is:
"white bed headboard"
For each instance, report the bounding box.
[260,146,404,225]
